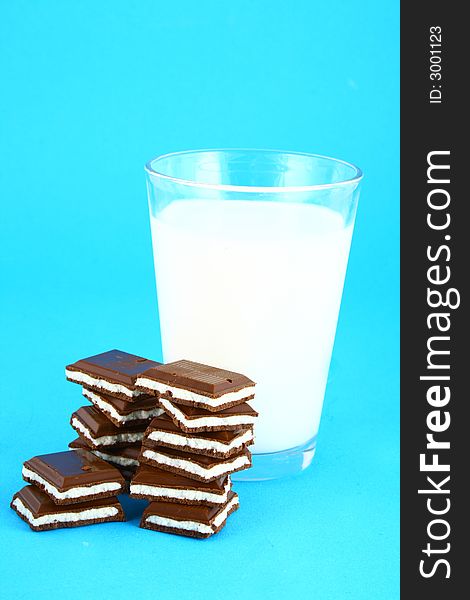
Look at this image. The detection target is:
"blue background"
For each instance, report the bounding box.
[0,1,399,599]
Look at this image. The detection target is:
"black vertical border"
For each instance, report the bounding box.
[401,4,465,598]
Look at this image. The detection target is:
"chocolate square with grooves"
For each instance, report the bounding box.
[82,387,162,426]
[22,450,126,504]
[160,396,258,432]
[139,359,255,396]
[66,350,161,400]
[143,414,254,458]
[83,387,158,413]
[70,405,147,448]
[11,485,125,531]
[146,413,250,440]
[131,463,229,493]
[140,445,252,482]
[140,491,238,538]
[167,401,258,419]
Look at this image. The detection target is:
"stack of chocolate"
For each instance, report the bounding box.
[65,350,163,484]
[10,349,258,537]
[10,449,127,531]
[130,360,258,538]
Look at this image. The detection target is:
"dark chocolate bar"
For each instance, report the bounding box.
[143,414,254,458]
[82,387,163,427]
[11,485,125,531]
[22,450,126,505]
[136,359,255,411]
[158,396,258,432]
[140,491,239,538]
[70,405,147,448]
[130,463,231,505]
[140,445,252,482]
[66,349,160,401]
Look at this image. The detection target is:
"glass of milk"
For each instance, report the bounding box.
[145,149,362,480]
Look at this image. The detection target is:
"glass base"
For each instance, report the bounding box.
[233,436,317,481]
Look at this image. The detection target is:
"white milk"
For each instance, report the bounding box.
[150,200,353,454]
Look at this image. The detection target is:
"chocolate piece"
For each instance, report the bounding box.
[136,360,255,411]
[70,405,147,448]
[130,463,231,505]
[140,445,252,482]
[69,437,141,468]
[140,491,239,538]
[82,387,163,427]
[22,450,126,505]
[11,485,125,531]
[144,414,254,458]
[159,397,258,432]
[66,349,160,401]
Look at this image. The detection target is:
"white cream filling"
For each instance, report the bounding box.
[144,494,239,534]
[130,478,231,504]
[66,369,143,398]
[92,450,139,467]
[136,377,255,407]
[159,398,257,429]
[22,466,122,500]
[71,417,144,446]
[83,388,163,423]
[147,428,253,454]
[12,497,119,527]
[142,449,250,480]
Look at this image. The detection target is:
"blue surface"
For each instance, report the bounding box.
[0,1,399,599]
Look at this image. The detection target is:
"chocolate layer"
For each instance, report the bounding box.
[130,463,230,505]
[69,437,141,467]
[136,360,255,411]
[66,350,160,401]
[11,485,125,531]
[140,445,252,482]
[144,414,254,458]
[140,491,239,538]
[70,405,147,448]
[138,360,254,396]
[83,387,157,413]
[159,397,258,432]
[82,387,163,427]
[22,450,126,505]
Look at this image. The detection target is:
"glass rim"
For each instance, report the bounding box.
[145,148,363,193]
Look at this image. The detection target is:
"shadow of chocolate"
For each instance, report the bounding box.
[118,494,147,522]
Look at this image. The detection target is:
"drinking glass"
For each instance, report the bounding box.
[145,149,362,480]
